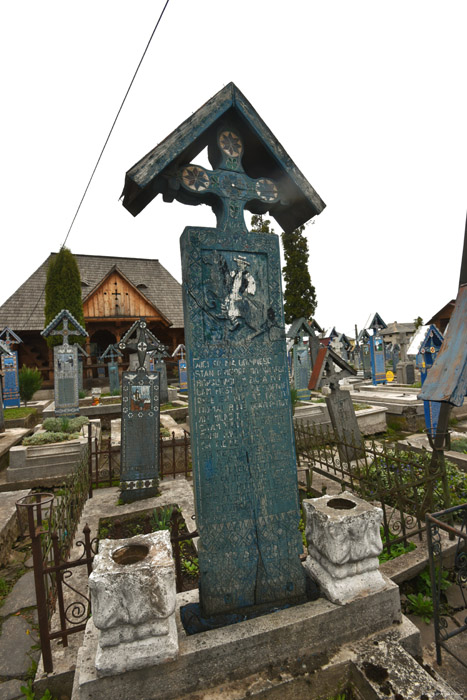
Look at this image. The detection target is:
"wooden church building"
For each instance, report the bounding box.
[0,253,184,384]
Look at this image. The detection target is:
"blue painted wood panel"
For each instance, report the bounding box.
[181,226,306,617]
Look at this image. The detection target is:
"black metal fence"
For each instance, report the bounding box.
[295,421,452,558]
[86,425,192,489]
[426,504,467,667]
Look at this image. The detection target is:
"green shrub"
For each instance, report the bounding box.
[19,366,42,406]
[42,416,89,433]
[379,527,416,563]
[359,449,467,513]
[406,592,434,623]
[23,432,80,446]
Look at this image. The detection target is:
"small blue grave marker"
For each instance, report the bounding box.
[41,310,87,417]
[0,339,13,432]
[367,313,387,385]
[0,328,23,408]
[172,344,187,393]
[100,344,123,394]
[287,319,316,401]
[118,320,161,503]
[148,343,169,404]
[415,325,444,438]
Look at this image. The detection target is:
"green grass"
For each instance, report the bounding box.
[160,403,179,411]
[4,407,38,420]
[379,528,416,563]
[451,437,467,455]
[352,402,371,411]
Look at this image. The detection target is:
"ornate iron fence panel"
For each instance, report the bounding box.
[15,449,95,673]
[295,421,451,558]
[426,505,467,668]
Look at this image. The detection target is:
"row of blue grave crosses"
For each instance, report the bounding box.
[118,319,162,503]
[121,83,326,618]
[41,310,87,417]
[0,339,13,433]
[0,328,22,408]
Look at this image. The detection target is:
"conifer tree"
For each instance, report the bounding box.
[281,225,317,325]
[44,247,86,347]
[250,216,317,325]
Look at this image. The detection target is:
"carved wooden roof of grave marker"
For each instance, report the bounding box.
[100,344,123,363]
[286,318,317,340]
[41,309,87,344]
[419,216,467,406]
[0,327,22,348]
[121,82,325,233]
[365,313,387,332]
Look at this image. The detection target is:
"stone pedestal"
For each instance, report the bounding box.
[303,491,385,605]
[396,361,415,385]
[89,531,178,676]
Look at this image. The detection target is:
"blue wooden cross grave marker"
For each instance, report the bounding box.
[121,83,325,617]
[118,319,162,503]
[287,318,315,401]
[0,339,13,432]
[172,344,187,394]
[41,310,87,417]
[0,328,22,408]
[367,313,388,385]
[414,325,444,438]
[100,344,123,395]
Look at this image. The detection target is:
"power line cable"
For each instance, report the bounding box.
[24,0,171,328]
[61,0,171,249]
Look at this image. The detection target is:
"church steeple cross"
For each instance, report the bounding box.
[176,127,280,234]
[112,282,121,310]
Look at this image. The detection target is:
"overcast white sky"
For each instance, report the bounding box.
[1,1,465,337]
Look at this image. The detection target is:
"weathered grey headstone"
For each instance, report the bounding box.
[118,320,161,503]
[396,332,415,384]
[309,346,364,462]
[121,83,326,617]
[41,310,87,417]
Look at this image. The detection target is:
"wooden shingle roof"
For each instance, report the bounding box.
[0,254,184,332]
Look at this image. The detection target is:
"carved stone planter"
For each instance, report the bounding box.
[303,491,385,605]
[89,530,178,676]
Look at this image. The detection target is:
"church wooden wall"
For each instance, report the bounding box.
[83,272,162,321]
